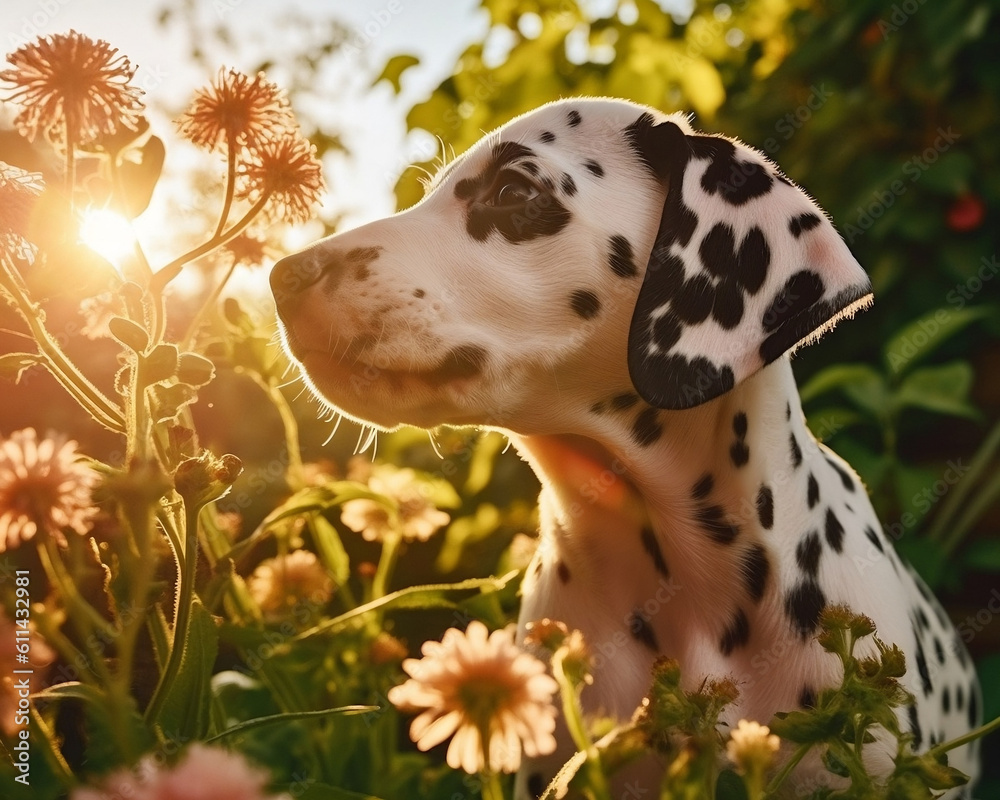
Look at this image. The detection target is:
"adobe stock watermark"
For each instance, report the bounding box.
[843,126,961,244]
[875,0,929,40]
[6,0,72,49]
[761,84,835,157]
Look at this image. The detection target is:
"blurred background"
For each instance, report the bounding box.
[2,0,999,793]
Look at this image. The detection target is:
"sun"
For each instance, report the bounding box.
[79,208,136,270]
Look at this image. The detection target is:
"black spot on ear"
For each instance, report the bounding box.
[795,531,822,577]
[693,473,714,499]
[570,289,600,318]
[697,504,739,545]
[567,109,582,127]
[799,685,817,709]
[608,235,638,278]
[645,249,686,300]
[789,212,821,238]
[807,473,819,509]
[557,560,571,583]
[611,392,639,410]
[632,407,662,446]
[741,543,770,602]
[762,271,826,334]
[561,173,576,196]
[736,227,771,294]
[673,275,715,324]
[824,508,845,553]
[528,771,546,799]
[720,608,750,655]
[785,579,826,638]
[584,159,604,177]
[540,130,556,143]
[756,485,774,529]
[632,354,735,410]
[712,279,744,329]
[689,135,774,205]
[908,704,923,750]
[789,433,803,467]
[651,312,682,353]
[914,635,933,696]
[641,526,670,578]
[699,223,737,279]
[825,455,856,492]
[864,525,884,553]
[628,609,659,651]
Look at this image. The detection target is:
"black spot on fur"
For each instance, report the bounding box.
[825,456,856,492]
[807,473,820,509]
[673,275,716,324]
[693,473,714,500]
[730,440,750,467]
[632,407,662,447]
[796,532,822,577]
[561,173,576,196]
[567,109,581,127]
[528,771,545,799]
[956,684,965,711]
[824,508,845,553]
[915,606,930,631]
[720,608,750,655]
[589,401,606,415]
[864,525,883,553]
[712,279,744,329]
[641,526,669,578]
[914,634,933,696]
[934,638,945,664]
[689,135,774,205]
[557,561,571,583]
[522,161,539,176]
[756,485,774,529]
[652,312,682,352]
[785,401,792,420]
[645,250,686,300]
[969,687,979,728]
[631,353,734,410]
[789,212,821,238]
[785,579,826,638]
[611,392,639,410]
[741,543,770,602]
[570,289,600,318]
[789,433,803,467]
[413,288,425,299]
[628,609,659,651]
[697,504,739,545]
[908,704,923,750]
[733,412,748,438]
[584,159,604,177]
[799,685,817,709]
[943,686,951,714]
[455,176,482,200]
[762,271,826,333]
[608,235,638,278]
[540,130,556,143]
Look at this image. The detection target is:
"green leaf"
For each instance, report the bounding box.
[804,406,868,440]
[464,431,508,495]
[0,352,42,383]
[296,785,387,800]
[882,306,993,376]
[715,769,748,800]
[310,513,350,586]
[961,539,1000,572]
[373,54,420,93]
[158,600,219,741]
[893,361,980,420]
[205,705,376,744]
[292,571,519,641]
[799,363,886,408]
[435,504,501,572]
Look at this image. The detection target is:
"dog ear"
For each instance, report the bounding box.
[624,113,872,410]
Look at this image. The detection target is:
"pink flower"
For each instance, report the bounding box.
[388,621,559,774]
[71,743,290,800]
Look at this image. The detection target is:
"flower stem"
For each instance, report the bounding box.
[214,133,237,239]
[764,742,812,797]
[371,529,402,603]
[480,771,506,800]
[144,497,201,727]
[929,713,1000,758]
[552,650,611,800]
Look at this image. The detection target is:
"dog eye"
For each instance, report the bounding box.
[489,173,539,206]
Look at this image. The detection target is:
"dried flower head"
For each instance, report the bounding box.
[340,465,450,544]
[0,30,143,147]
[177,68,294,152]
[247,549,334,619]
[388,620,559,774]
[0,428,99,552]
[726,719,781,774]
[235,132,324,224]
[71,743,291,800]
[0,161,44,258]
[223,231,275,268]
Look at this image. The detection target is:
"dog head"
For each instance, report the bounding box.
[270,98,870,432]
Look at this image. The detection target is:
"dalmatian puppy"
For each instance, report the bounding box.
[269,98,980,797]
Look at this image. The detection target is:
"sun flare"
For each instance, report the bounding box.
[79,208,136,270]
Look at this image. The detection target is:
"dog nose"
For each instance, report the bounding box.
[269,249,327,310]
